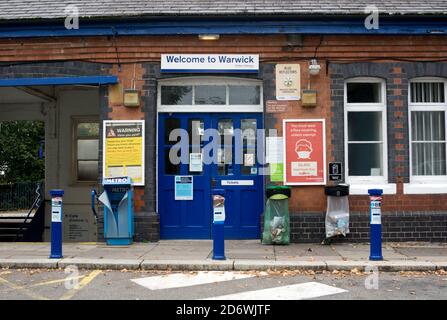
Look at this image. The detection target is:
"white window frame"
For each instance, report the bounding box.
[344,77,391,193]
[405,77,447,194]
[157,77,263,113]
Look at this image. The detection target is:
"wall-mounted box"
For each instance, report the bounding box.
[108,83,123,105]
[124,89,140,107]
[301,89,317,107]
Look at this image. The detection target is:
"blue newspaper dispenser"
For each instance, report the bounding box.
[99,176,134,245]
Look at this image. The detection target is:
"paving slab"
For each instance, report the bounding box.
[225,245,275,260]
[331,244,408,261]
[275,244,342,261]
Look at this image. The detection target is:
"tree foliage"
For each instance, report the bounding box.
[0,121,44,184]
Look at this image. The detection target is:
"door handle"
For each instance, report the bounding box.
[211,178,217,187]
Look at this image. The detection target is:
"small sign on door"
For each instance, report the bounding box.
[328,162,343,182]
[175,176,193,200]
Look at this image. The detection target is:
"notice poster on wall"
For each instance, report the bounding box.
[283,119,326,185]
[103,120,145,186]
[276,64,301,100]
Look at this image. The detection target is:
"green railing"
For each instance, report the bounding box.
[0,181,42,211]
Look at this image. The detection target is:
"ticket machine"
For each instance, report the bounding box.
[96,176,134,245]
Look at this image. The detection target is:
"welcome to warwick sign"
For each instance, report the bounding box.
[161,54,259,73]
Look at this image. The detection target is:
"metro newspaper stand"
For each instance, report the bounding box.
[100,177,134,245]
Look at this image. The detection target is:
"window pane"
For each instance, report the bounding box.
[348,112,382,141]
[194,85,226,105]
[347,82,381,103]
[412,142,446,176]
[164,118,181,145]
[348,143,383,176]
[77,123,99,137]
[411,111,445,141]
[229,85,260,105]
[78,161,98,181]
[161,86,192,105]
[77,140,99,160]
[410,82,445,103]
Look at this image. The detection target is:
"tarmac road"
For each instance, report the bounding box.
[0,268,446,301]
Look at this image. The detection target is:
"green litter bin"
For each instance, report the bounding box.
[262,186,291,245]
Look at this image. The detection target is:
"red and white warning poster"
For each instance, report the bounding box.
[283,119,326,185]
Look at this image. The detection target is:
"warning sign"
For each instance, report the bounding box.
[103,120,145,186]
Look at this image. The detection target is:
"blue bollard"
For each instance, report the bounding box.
[212,189,226,260]
[49,189,64,259]
[368,189,383,261]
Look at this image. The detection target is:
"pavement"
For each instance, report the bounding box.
[0,240,446,272]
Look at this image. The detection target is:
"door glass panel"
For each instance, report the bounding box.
[241,149,256,175]
[218,119,233,146]
[188,119,204,147]
[164,147,180,175]
[241,119,257,147]
[229,85,261,105]
[164,118,181,145]
[241,119,257,175]
[188,147,204,175]
[218,147,234,176]
[195,85,226,105]
[161,86,192,105]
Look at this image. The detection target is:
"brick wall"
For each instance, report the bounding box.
[329,62,447,214]
[288,212,447,243]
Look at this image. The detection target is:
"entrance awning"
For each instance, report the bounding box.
[0,76,118,87]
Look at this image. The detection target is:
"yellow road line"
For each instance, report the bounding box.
[0,276,49,300]
[60,270,102,300]
[28,275,86,288]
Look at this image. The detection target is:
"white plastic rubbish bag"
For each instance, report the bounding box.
[325,195,350,238]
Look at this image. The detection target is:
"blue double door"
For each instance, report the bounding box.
[158,113,264,239]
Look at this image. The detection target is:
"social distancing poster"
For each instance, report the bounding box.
[103,120,145,186]
[283,119,326,185]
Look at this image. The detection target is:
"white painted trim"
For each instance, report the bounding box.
[102,120,145,186]
[157,77,263,113]
[282,118,327,186]
[404,183,447,194]
[349,183,397,195]
[408,77,447,182]
[158,105,263,113]
[344,78,388,183]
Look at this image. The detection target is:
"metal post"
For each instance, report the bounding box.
[368,189,383,261]
[212,189,225,260]
[49,189,64,259]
